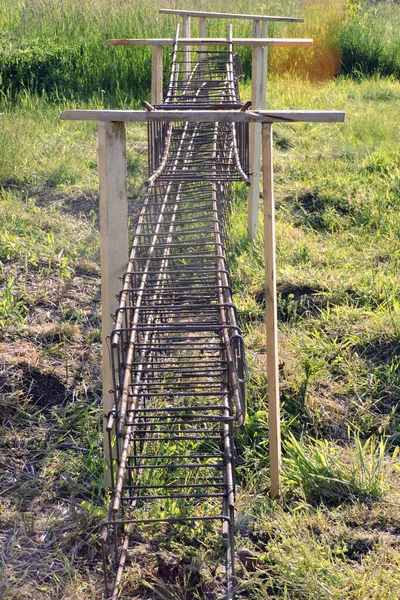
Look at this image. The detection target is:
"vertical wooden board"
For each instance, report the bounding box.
[248,19,262,237]
[182,15,191,82]
[262,122,281,498]
[98,121,129,484]
[252,20,264,108]
[261,20,268,107]
[198,17,207,58]
[151,45,163,104]
[248,121,262,237]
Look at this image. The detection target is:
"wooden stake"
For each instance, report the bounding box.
[182,15,191,81]
[198,17,207,58]
[260,20,268,104]
[98,121,129,485]
[151,45,163,104]
[262,122,281,498]
[248,19,263,238]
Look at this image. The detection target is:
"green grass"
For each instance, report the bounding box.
[229,75,400,597]
[235,498,400,599]
[338,3,400,78]
[282,432,388,504]
[232,76,400,439]
[1,2,400,598]
[1,72,400,600]
[1,1,400,103]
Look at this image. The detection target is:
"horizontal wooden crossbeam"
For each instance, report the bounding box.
[60,109,345,124]
[159,9,304,22]
[105,38,313,47]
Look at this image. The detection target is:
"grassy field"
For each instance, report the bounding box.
[1,0,400,101]
[1,1,400,599]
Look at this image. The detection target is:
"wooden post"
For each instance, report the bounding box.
[261,20,268,105]
[182,15,191,81]
[262,122,281,498]
[248,19,267,238]
[151,45,163,104]
[98,121,129,485]
[198,16,207,58]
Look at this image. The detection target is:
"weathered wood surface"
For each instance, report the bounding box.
[262,122,281,498]
[248,19,268,237]
[198,16,207,56]
[105,37,313,47]
[151,45,163,104]
[61,109,345,123]
[98,121,128,483]
[159,9,304,22]
[182,15,191,82]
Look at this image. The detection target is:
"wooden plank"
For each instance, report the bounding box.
[248,19,262,237]
[105,37,313,47]
[262,122,281,498]
[198,17,207,57]
[98,121,129,485]
[260,21,268,106]
[248,20,269,237]
[151,45,163,104]
[159,9,304,22]
[257,110,345,122]
[61,109,345,123]
[182,15,191,82]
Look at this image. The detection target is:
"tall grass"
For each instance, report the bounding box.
[0,0,160,103]
[338,3,400,78]
[282,432,387,504]
[0,0,254,103]
[1,0,400,104]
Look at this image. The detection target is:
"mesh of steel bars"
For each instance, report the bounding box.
[101,36,249,600]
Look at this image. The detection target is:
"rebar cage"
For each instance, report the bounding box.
[101,34,249,600]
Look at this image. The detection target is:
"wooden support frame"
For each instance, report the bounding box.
[62,109,344,496]
[107,10,310,238]
[98,121,129,484]
[94,10,341,497]
[158,8,303,72]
